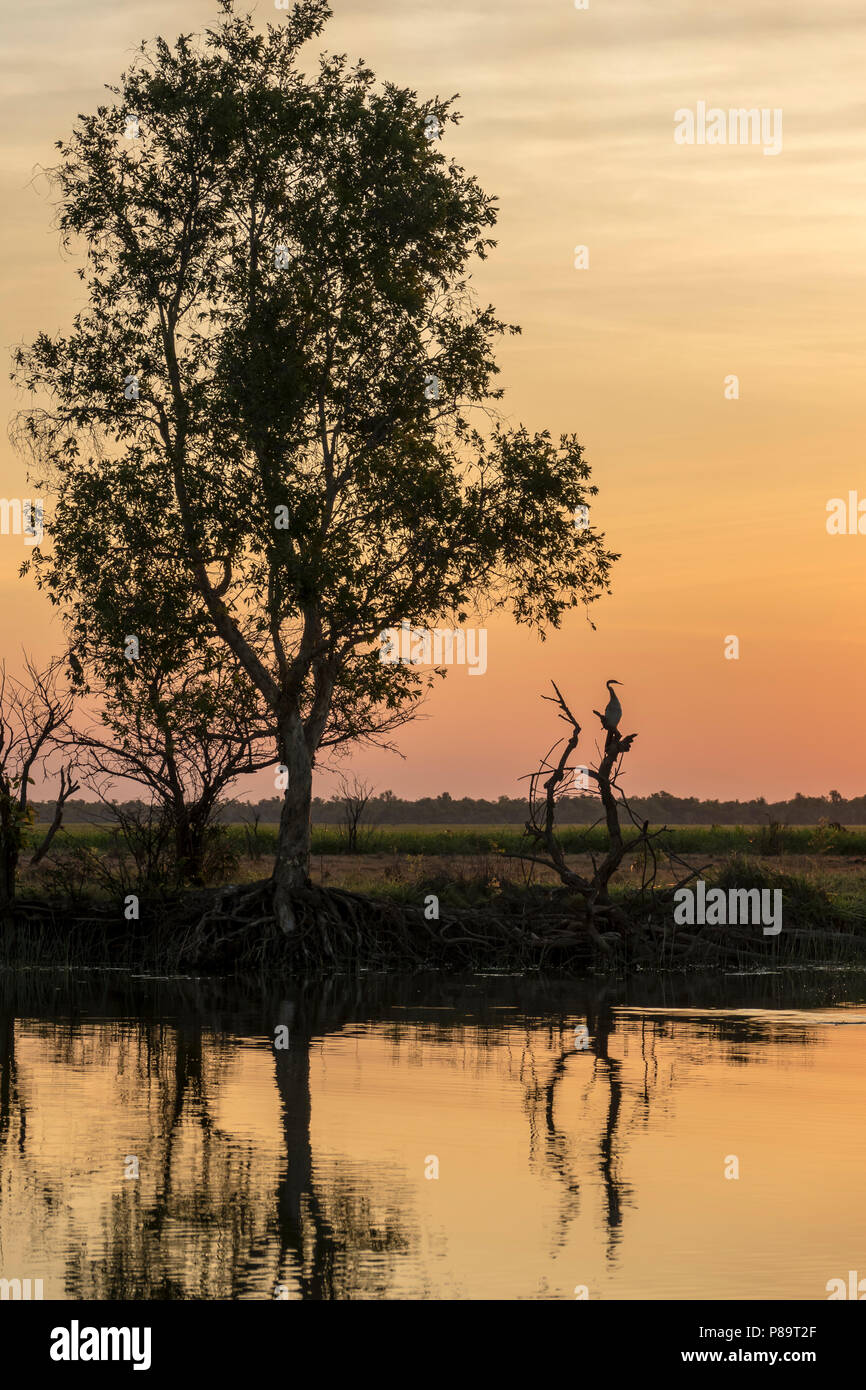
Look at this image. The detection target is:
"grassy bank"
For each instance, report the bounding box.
[8,820,866,976]
[5,852,866,975]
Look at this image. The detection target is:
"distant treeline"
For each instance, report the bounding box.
[30,789,862,827]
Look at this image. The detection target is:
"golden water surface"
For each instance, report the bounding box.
[0,971,863,1300]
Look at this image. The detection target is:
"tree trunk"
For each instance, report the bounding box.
[173,804,207,886]
[0,852,16,917]
[30,801,64,867]
[273,711,314,933]
[0,796,20,918]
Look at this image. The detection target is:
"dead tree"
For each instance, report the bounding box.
[520,681,700,945]
[334,773,375,853]
[0,654,78,911]
[71,660,275,885]
[30,764,81,866]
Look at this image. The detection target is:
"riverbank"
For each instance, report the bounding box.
[5,854,866,973]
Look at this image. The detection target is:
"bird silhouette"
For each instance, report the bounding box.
[592,680,638,756]
[603,678,622,733]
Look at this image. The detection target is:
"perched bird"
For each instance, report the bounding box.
[593,680,636,754]
[601,679,623,732]
[68,651,84,683]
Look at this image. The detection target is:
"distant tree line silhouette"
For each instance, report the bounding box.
[28,788,861,827]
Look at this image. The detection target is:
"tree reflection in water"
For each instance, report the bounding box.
[0,968,844,1300]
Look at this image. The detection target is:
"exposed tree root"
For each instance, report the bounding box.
[5,881,864,973]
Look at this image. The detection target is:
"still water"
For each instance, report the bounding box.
[1,969,864,1300]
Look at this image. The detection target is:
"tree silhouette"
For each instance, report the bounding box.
[13,1,615,931]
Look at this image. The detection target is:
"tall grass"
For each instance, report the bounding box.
[29,821,866,858]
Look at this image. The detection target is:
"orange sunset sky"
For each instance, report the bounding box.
[2,0,865,802]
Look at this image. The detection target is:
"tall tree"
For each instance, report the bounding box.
[13,0,616,930]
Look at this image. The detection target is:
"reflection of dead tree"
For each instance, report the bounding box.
[520,1028,582,1232]
[519,682,705,944]
[587,1002,629,1252]
[63,1022,269,1300]
[522,996,633,1263]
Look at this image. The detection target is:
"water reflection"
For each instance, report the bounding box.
[0,970,864,1300]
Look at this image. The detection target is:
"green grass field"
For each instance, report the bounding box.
[31,821,866,858]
